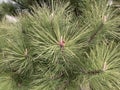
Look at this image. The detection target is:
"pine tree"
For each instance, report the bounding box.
[0,0,120,90]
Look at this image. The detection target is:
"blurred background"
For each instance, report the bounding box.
[0,0,120,22]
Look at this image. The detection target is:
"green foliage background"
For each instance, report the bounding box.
[0,0,120,90]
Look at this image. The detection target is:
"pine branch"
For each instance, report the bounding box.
[88,23,104,43]
[80,69,103,75]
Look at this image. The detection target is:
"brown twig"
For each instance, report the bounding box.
[88,23,104,43]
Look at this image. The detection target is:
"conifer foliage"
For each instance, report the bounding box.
[0,0,120,90]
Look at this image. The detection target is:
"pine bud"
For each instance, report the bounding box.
[58,36,65,48]
[103,61,107,71]
[24,48,28,56]
[50,12,54,20]
[102,15,108,23]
